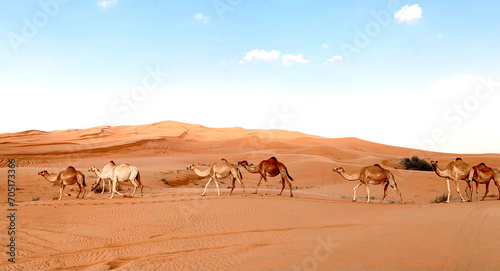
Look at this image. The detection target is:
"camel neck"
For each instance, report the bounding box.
[242,163,259,173]
[337,170,359,181]
[432,165,446,178]
[192,167,210,177]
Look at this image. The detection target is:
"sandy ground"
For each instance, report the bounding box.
[1,120,500,270]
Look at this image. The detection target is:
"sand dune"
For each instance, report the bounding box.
[1,120,500,270]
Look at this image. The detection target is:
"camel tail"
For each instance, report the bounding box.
[80,173,87,187]
[285,167,294,181]
[137,171,143,186]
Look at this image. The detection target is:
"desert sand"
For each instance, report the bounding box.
[1,120,500,270]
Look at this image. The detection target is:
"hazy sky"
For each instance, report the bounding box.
[1,0,500,154]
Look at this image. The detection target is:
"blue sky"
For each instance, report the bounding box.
[1,0,500,154]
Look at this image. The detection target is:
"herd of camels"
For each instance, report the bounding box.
[38,157,499,204]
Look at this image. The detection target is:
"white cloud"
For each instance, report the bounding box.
[282,54,309,66]
[97,0,119,9]
[242,49,281,62]
[394,4,422,24]
[322,43,329,49]
[194,13,210,24]
[327,55,343,62]
[437,33,443,38]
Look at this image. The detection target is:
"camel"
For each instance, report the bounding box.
[89,160,116,194]
[38,166,86,200]
[468,163,500,201]
[431,158,472,203]
[237,157,294,197]
[89,163,143,199]
[333,164,402,203]
[187,159,246,197]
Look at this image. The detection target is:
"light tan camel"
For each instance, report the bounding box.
[89,160,116,194]
[238,157,294,197]
[333,164,402,203]
[38,166,86,200]
[187,159,246,197]
[431,158,471,203]
[468,163,500,201]
[89,163,143,199]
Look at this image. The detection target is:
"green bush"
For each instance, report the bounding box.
[400,156,433,171]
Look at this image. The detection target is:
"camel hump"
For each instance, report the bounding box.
[479,162,486,166]
[109,160,116,165]
[373,164,383,168]
[221,158,228,162]
[269,157,278,161]
[455,157,462,161]
[66,166,77,171]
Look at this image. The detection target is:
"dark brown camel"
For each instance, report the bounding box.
[238,157,294,197]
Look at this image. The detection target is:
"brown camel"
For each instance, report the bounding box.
[187,159,246,197]
[38,166,86,200]
[238,157,294,197]
[468,163,500,201]
[431,158,471,203]
[333,164,402,203]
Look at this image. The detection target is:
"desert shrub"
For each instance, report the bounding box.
[431,193,449,204]
[32,197,40,201]
[400,156,433,171]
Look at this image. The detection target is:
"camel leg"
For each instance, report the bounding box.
[228,178,236,196]
[394,186,403,204]
[494,178,500,200]
[81,182,86,199]
[265,176,270,195]
[130,180,138,197]
[475,182,479,202]
[236,177,246,196]
[482,182,490,201]
[454,180,465,202]
[365,185,371,203]
[254,176,264,194]
[214,178,220,197]
[76,184,82,199]
[110,179,124,199]
[98,178,104,194]
[202,177,213,196]
[352,183,362,202]
[58,185,64,201]
[110,180,117,199]
[76,183,83,199]
[278,177,286,196]
[287,179,293,197]
[465,181,472,202]
[445,178,451,203]
[380,183,389,203]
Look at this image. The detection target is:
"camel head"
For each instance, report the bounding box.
[38,170,49,177]
[88,166,98,173]
[430,161,438,167]
[332,167,344,173]
[237,161,248,166]
[91,178,102,192]
[91,181,100,192]
[186,165,195,171]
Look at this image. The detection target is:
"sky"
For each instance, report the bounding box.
[1,0,500,154]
